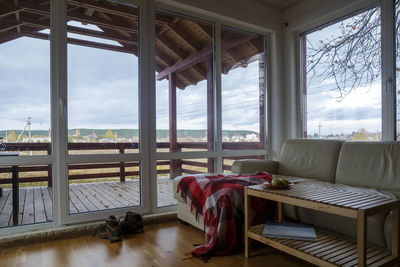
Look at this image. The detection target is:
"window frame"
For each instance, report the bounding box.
[299,1,397,141]
[0,0,271,235]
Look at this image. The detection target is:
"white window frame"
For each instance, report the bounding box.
[151,5,270,213]
[299,0,397,141]
[0,0,272,235]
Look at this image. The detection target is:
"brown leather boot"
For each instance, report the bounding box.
[93,215,122,243]
[120,211,143,234]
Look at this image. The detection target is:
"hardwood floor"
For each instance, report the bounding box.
[0,221,313,267]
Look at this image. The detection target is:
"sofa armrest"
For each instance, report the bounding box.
[231,159,278,174]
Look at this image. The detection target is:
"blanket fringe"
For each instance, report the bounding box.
[182,253,194,261]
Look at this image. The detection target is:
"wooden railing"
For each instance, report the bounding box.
[0,142,264,186]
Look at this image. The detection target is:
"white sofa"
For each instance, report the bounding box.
[174,139,400,249]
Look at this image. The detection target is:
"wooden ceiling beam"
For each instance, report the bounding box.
[0,29,21,44]
[13,0,21,33]
[155,32,206,80]
[165,23,202,52]
[68,25,137,45]
[156,33,188,59]
[176,72,194,88]
[67,0,138,18]
[68,11,137,33]
[155,49,175,67]
[156,34,253,80]
[17,1,137,33]
[0,4,23,18]
[250,37,264,53]
[21,29,137,54]
[224,49,239,62]
[197,23,213,40]
[155,13,174,25]
[17,1,49,16]
[0,18,20,33]
[2,13,137,45]
[84,7,95,17]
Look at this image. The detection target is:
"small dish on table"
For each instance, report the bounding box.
[264,181,293,190]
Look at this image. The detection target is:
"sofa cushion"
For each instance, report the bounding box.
[278,139,343,182]
[335,142,400,195]
[231,159,278,174]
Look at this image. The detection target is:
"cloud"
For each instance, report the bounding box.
[4,35,383,136]
[307,83,381,134]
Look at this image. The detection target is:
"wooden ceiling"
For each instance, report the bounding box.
[0,0,264,89]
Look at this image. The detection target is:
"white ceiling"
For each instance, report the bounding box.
[251,0,304,11]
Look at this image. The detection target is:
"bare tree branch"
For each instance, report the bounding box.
[306,7,382,102]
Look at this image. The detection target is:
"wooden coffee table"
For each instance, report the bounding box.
[244,183,400,266]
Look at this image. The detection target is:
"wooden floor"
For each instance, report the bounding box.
[0,179,177,228]
[0,221,313,267]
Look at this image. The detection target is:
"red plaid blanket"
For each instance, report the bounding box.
[177,172,275,261]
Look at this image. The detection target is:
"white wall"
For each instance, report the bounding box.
[156,0,282,33]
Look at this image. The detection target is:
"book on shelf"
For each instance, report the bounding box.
[262,221,317,241]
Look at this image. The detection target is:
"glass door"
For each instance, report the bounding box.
[66,0,141,215]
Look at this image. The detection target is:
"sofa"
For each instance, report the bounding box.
[173,139,400,249]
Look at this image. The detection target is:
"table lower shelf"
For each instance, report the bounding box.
[248,224,397,267]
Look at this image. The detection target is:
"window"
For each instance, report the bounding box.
[155,10,215,207]
[221,26,266,150]
[0,9,51,155]
[0,0,269,233]
[67,2,139,155]
[155,10,214,153]
[66,0,140,214]
[0,2,53,228]
[302,6,382,141]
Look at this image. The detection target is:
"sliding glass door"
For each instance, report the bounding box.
[0,0,53,229]
[0,0,269,233]
[66,0,141,215]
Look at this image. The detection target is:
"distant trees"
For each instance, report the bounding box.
[7,131,17,142]
[105,129,117,140]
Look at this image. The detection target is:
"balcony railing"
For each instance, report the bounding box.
[0,142,265,186]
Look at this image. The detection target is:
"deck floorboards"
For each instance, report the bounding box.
[0,178,176,228]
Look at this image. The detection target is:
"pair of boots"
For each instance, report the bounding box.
[93,211,144,243]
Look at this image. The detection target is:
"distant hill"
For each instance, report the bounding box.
[2,129,259,139]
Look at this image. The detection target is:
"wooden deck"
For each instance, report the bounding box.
[0,178,176,228]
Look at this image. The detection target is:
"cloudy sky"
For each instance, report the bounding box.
[0,31,261,134]
[0,12,385,136]
[305,7,382,135]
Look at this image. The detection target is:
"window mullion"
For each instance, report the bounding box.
[381,0,396,141]
[215,22,223,173]
[50,0,68,225]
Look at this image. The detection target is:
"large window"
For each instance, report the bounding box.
[0,0,268,233]
[155,10,214,154]
[66,0,140,214]
[0,1,53,228]
[302,6,382,141]
[155,10,215,207]
[221,26,266,149]
[67,1,139,155]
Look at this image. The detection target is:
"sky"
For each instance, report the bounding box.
[305,6,383,135]
[0,25,261,134]
[0,10,391,136]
